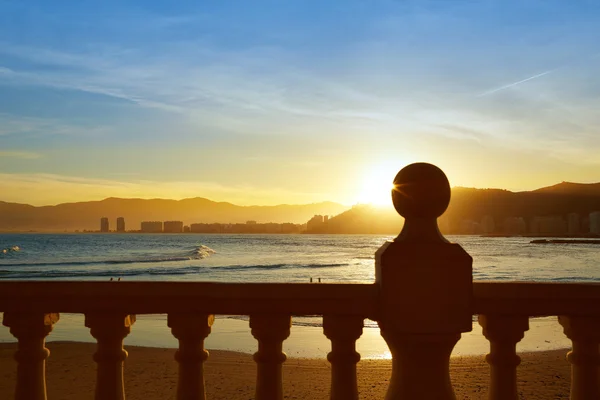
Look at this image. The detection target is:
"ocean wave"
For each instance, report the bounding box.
[0,244,216,268]
[0,261,351,279]
[0,245,21,255]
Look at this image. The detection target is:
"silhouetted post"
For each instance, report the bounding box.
[478,315,529,400]
[558,316,600,400]
[375,163,473,399]
[3,312,59,400]
[323,315,363,400]
[250,314,291,400]
[168,314,214,400]
[85,313,135,400]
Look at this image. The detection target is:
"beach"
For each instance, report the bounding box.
[0,342,571,399]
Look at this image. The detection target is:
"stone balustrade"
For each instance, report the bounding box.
[1,163,599,399]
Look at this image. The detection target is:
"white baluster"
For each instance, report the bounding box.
[478,314,529,400]
[558,316,600,400]
[85,313,135,400]
[323,315,363,400]
[250,314,291,400]
[168,314,214,400]
[2,312,59,400]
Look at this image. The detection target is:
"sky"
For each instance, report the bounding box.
[1,0,600,206]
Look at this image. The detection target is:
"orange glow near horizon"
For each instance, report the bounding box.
[355,162,400,206]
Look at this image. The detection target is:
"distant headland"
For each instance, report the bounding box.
[1,181,600,236]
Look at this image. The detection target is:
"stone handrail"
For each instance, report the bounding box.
[1,163,599,400]
[1,281,600,400]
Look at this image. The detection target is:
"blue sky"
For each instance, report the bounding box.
[1,0,600,205]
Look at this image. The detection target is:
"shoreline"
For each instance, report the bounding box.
[0,341,572,399]
[0,314,572,359]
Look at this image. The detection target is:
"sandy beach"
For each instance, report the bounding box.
[0,342,571,399]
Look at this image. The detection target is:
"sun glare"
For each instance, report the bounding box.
[355,163,399,206]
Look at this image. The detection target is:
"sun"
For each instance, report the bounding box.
[355,162,399,206]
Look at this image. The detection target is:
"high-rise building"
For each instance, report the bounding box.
[530,216,566,236]
[163,221,184,233]
[504,217,526,235]
[481,215,495,234]
[100,217,109,233]
[590,212,600,235]
[307,215,324,231]
[567,213,580,235]
[141,221,163,233]
[116,217,125,233]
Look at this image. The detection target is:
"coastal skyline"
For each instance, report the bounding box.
[2,1,600,206]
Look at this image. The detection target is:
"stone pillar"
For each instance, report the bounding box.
[168,314,214,400]
[323,315,363,400]
[3,312,59,400]
[85,313,135,400]
[478,315,529,400]
[250,314,291,400]
[375,163,473,400]
[558,316,600,400]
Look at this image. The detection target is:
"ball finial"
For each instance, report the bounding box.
[391,163,450,219]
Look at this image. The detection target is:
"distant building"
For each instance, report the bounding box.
[141,221,163,233]
[530,216,566,236]
[459,219,480,234]
[504,217,526,235]
[100,217,109,233]
[590,212,600,235]
[246,220,257,225]
[567,213,580,235]
[183,225,191,233]
[481,215,495,234]
[306,215,325,232]
[163,221,184,233]
[116,217,125,233]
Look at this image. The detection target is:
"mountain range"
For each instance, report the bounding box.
[1,181,600,233]
[444,182,600,227]
[0,197,347,232]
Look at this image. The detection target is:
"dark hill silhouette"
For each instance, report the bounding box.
[443,184,600,233]
[306,205,402,234]
[2,181,600,233]
[532,182,600,196]
[305,182,600,235]
[0,198,347,232]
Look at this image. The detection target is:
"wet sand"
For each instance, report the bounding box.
[0,342,571,399]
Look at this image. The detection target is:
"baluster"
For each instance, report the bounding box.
[250,314,291,400]
[85,313,136,400]
[2,312,59,400]
[478,314,529,400]
[323,315,363,400]
[375,163,473,399]
[558,316,600,400]
[167,314,214,400]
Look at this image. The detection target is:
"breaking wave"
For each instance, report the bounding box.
[0,244,216,268]
[0,261,350,280]
[1,245,21,255]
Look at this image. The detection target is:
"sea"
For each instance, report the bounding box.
[1,233,598,358]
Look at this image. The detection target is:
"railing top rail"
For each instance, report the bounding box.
[474,281,600,316]
[1,280,599,317]
[0,281,379,316]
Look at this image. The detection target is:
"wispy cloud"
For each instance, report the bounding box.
[478,70,554,97]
